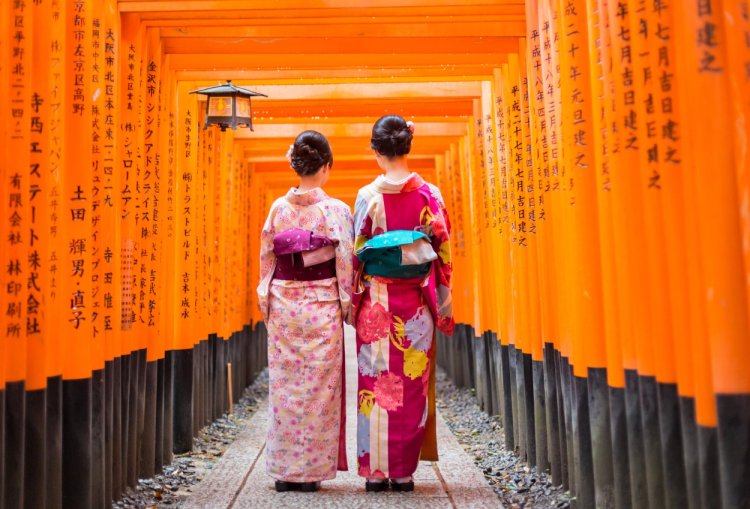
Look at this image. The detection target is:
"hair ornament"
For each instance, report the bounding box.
[285,144,294,163]
[406,120,415,134]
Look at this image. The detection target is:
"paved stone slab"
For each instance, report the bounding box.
[181,326,503,508]
[180,400,269,509]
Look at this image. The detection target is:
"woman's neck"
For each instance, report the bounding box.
[381,157,411,180]
[297,174,326,192]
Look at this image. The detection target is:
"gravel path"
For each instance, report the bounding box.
[112,370,270,508]
[115,366,571,508]
[435,369,572,509]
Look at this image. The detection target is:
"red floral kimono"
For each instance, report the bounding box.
[353,172,454,479]
[257,187,353,482]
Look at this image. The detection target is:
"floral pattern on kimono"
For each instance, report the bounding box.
[352,172,453,479]
[256,187,354,482]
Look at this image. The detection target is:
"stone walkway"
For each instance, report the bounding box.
[180,326,502,508]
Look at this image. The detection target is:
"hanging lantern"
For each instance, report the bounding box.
[189,80,267,132]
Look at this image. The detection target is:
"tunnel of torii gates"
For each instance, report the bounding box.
[0,0,749,508]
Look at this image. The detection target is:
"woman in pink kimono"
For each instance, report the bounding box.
[353,115,454,492]
[257,131,353,493]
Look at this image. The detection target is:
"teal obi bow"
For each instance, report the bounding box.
[356,229,437,278]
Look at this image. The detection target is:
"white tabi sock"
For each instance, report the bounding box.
[392,476,413,483]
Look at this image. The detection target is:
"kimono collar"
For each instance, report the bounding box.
[372,172,426,194]
[284,186,329,206]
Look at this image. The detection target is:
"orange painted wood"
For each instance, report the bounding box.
[480,81,502,336]
[145,13,523,28]
[143,28,163,362]
[100,0,124,365]
[530,0,558,359]
[215,81,483,100]
[251,100,475,120]
[519,38,543,362]
[26,0,51,390]
[62,0,94,380]
[233,122,467,139]
[528,10,552,362]
[557,0,606,375]
[605,0,652,376]
[512,47,531,355]
[252,158,435,172]
[541,0,565,358]
[590,0,625,388]
[154,53,173,358]
[470,99,487,334]
[146,14,524,27]
[194,103,209,342]
[505,56,524,350]
[0,3,7,388]
[118,13,142,357]
[158,21,526,38]
[161,36,517,55]
[673,0,750,400]
[629,0,676,386]
[161,66,178,352]
[0,0,33,382]
[90,0,107,372]
[174,68,505,82]
[45,0,66,379]
[726,0,750,363]
[450,141,470,325]
[5,0,31,384]
[648,1,693,398]
[173,82,199,349]
[168,53,512,71]
[491,68,513,346]
[236,137,464,157]
[119,1,525,13]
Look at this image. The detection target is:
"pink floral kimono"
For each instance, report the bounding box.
[353,172,454,479]
[257,187,353,482]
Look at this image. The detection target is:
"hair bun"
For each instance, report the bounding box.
[289,131,333,177]
[370,115,413,158]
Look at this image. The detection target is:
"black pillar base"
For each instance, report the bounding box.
[544,343,562,485]
[658,382,687,509]
[25,387,46,509]
[639,376,666,509]
[716,394,750,509]
[588,368,614,508]
[46,376,62,509]
[625,370,648,508]
[173,348,195,454]
[572,375,595,509]
[609,386,632,509]
[139,360,158,478]
[92,369,105,509]
[62,377,92,509]
[5,381,26,509]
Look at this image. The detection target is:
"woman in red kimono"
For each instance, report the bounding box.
[257,131,353,493]
[353,115,454,492]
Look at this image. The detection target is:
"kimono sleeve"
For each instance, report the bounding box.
[256,200,280,322]
[427,185,455,335]
[352,188,374,275]
[330,202,355,324]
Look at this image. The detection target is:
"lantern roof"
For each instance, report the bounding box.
[189,80,267,98]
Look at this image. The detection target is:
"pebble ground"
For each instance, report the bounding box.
[114,330,572,508]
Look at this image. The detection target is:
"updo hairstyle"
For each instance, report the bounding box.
[289,130,333,177]
[370,115,413,158]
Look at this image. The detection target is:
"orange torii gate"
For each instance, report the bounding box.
[0,1,748,509]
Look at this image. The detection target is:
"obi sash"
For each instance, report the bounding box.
[355,229,437,278]
[272,228,337,281]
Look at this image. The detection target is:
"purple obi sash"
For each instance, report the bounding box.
[272,228,337,281]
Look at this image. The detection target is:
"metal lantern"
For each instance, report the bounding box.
[189,80,267,132]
